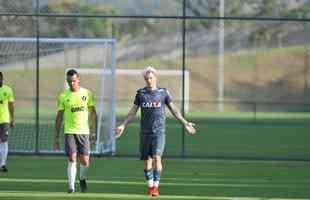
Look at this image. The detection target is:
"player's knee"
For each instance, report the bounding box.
[0,137,7,143]
[68,158,76,162]
[153,156,162,169]
[154,155,161,162]
[80,156,90,166]
[81,160,90,167]
[144,158,153,169]
[68,153,77,162]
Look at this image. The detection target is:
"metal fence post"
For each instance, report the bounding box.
[35,0,40,154]
[181,0,187,158]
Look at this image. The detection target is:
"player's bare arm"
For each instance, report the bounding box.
[167,102,196,134]
[8,101,15,128]
[115,104,139,138]
[54,110,64,150]
[89,106,97,145]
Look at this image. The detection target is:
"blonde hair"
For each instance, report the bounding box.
[142,66,157,77]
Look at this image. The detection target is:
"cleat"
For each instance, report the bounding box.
[147,187,154,196]
[152,187,159,197]
[67,188,75,193]
[1,165,8,172]
[79,179,87,193]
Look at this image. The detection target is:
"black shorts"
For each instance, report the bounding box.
[0,123,10,142]
[140,134,165,160]
[64,134,90,156]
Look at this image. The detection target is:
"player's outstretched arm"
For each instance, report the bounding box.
[167,102,196,135]
[54,110,64,150]
[115,104,139,138]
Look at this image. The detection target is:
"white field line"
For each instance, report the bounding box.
[0,178,306,189]
[0,191,308,200]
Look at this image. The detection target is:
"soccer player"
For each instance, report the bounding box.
[54,68,97,193]
[115,66,196,197]
[0,72,15,172]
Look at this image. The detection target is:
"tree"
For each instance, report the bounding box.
[39,2,121,38]
[0,0,35,37]
[258,0,278,16]
[175,0,248,29]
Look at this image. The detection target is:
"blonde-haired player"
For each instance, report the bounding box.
[116,66,196,196]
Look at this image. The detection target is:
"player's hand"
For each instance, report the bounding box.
[53,139,60,151]
[185,122,196,135]
[10,119,15,128]
[90,133,97,146]
[115,124,125,139]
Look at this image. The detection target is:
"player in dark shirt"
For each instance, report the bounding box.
[116,66,196,197]
[134,86,171,135]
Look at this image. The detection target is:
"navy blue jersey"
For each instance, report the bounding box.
[134,87,172,135]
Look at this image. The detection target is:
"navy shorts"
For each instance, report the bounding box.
[0,123,10,142]
[139,133,165,160]
[64,134,90,156]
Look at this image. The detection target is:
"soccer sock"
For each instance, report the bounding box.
[144,169,154,188]
[67,161,77,190]
[0,142,8,166]
[79,164,89,180]
[0,142,4,166]
[2,142,8,166]
[153,170,161,187]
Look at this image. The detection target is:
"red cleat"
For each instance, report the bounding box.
[147,187,154,196]
[152,187,159,197]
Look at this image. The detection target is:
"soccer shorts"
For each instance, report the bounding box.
[64,134,90,156]
[0,123,10,142]
[139,134,166,160]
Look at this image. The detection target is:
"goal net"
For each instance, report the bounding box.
[0,37,116,155]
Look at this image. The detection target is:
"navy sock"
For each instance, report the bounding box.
[144,169,154,181]
[153,170,161,182]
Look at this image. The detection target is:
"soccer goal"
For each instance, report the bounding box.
[0,37,116,155]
